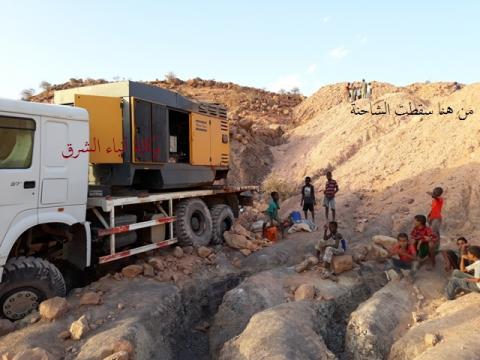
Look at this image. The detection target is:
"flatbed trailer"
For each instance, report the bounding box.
[87,186,257,264]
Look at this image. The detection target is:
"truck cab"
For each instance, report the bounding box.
[0,98,89,319]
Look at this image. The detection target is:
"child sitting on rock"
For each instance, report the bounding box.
[445,245,480,300]
[441,236,470,272]
[410,215,438,270]
[388,233,417,278]
[315,221,345,271]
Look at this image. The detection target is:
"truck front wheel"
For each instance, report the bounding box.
[0,257,66,320]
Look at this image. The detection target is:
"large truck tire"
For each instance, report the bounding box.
[211,205,235,245]
[175,198,213,247]
[0,256,66,320]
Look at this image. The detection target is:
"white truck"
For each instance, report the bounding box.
[0,98,253,320]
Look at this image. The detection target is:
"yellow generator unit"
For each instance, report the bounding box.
[54,81,229,190]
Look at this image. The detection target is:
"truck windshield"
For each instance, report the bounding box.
[0,116,35,169]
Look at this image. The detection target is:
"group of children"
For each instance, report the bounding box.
[267,172,343,271]
[266,176,480,300]
[386,186,480,300]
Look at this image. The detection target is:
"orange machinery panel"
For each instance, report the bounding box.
[74,94,123,164]
[210,116,229,167]
[190,113,212,166]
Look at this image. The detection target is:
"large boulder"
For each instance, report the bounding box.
[218,301,336,360]
[12,348,57,360]
[223,232,256,251]
[389,293,480,360]
[372,235,397,250]
[209,270,287,358]
[345,281,414,360]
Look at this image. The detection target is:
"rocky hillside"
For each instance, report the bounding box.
[29,77,303,186]
[273,81,480,241]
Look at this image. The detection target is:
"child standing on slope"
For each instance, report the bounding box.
[411,215,438,270]
[323,171,339,222]
[301,176,316,221]
[427,187,444,241]
[266,191,285,238]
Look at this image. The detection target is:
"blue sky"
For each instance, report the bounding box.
[1,1,478,99]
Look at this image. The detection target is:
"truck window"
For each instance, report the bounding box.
[0,116,35,169]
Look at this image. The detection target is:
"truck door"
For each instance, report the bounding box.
[0,114,39,245]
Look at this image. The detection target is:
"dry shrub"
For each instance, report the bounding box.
[262,176,297,199]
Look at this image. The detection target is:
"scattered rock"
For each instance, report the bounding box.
[367,244,389,259]
[173,246,184,258]
[39,297,69,320]
[0,319,14,337]
[232,258,242,268]
[386,269,400,281]
[58,330,71,340]
[424,333,440,347]
[80,292,102,306]
[294,284,316,301]
[194,320,211,332]
[240,249,251,256]
[0,351,14,360]
[117,303,125,311]
[102,351,129,360]
[197,246,212,258]
[183,246,194,255]
[114,338,134,355]
[113,273,123,281]
[352,245,369,263]
[294,256,318,273]
[412,311,425,323]
[143,263,155,277]
[331,254,353,274]
[148,257,165,271]
[12,348,56,360]
[121,264,143,279]
[69,315,90,340]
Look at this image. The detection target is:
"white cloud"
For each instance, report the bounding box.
[322,16,330,23]
[306,64,317,74]
[328,46,349,60]
[268,74,302,92]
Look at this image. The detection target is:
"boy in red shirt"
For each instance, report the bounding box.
[427,187,444,240]
[388,233,417,277]
[411,214,438,270]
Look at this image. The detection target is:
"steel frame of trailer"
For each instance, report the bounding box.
[87,187,257,264]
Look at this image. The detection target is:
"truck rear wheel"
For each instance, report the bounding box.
[0,257,66,320]
[211,205,235,245]
[175,199,213,247]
